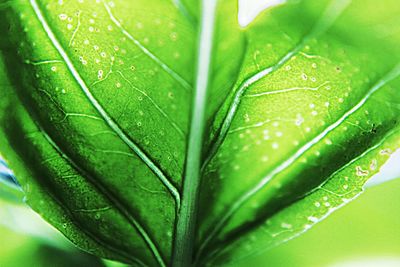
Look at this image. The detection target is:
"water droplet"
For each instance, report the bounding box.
[281,222,292,229]
[59,14,67,20]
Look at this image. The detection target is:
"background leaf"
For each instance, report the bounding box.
[236,178,400,267]
[0,198,105,267]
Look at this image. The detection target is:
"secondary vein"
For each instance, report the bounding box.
[103,0,192,91]
[197,0,354,257]
[201,0,352,172]
[39,128,160,267]
[171,0,196,24]
[29,0,181,209]
[206,125,400,264]
[198,61,400,260]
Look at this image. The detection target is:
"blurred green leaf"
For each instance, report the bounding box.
[0,200,106,267]
[237,178,400,267]
[0,226,105,267]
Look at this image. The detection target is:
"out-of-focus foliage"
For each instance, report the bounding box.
[238,178,400,267]
[0,200,107,267]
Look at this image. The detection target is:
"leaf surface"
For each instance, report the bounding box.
[0,0,399,266]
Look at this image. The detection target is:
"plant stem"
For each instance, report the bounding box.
[171,1,217,266]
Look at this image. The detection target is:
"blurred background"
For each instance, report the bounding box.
[1,0,399,266]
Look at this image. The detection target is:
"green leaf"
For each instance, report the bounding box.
[0,201,105,267]
[234,178,400,267]
[0,0,399,266]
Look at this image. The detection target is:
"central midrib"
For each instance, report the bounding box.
[171,0,217,266]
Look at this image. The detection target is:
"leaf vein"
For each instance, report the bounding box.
[199,61,400,258]
[245,81,330,98]
[103,1,191,91]
[117,71,186,138]
[39,125,164,267]
[29,0,181,209]
[201,0,352,173]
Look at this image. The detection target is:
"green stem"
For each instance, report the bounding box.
[171,0,217,266]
